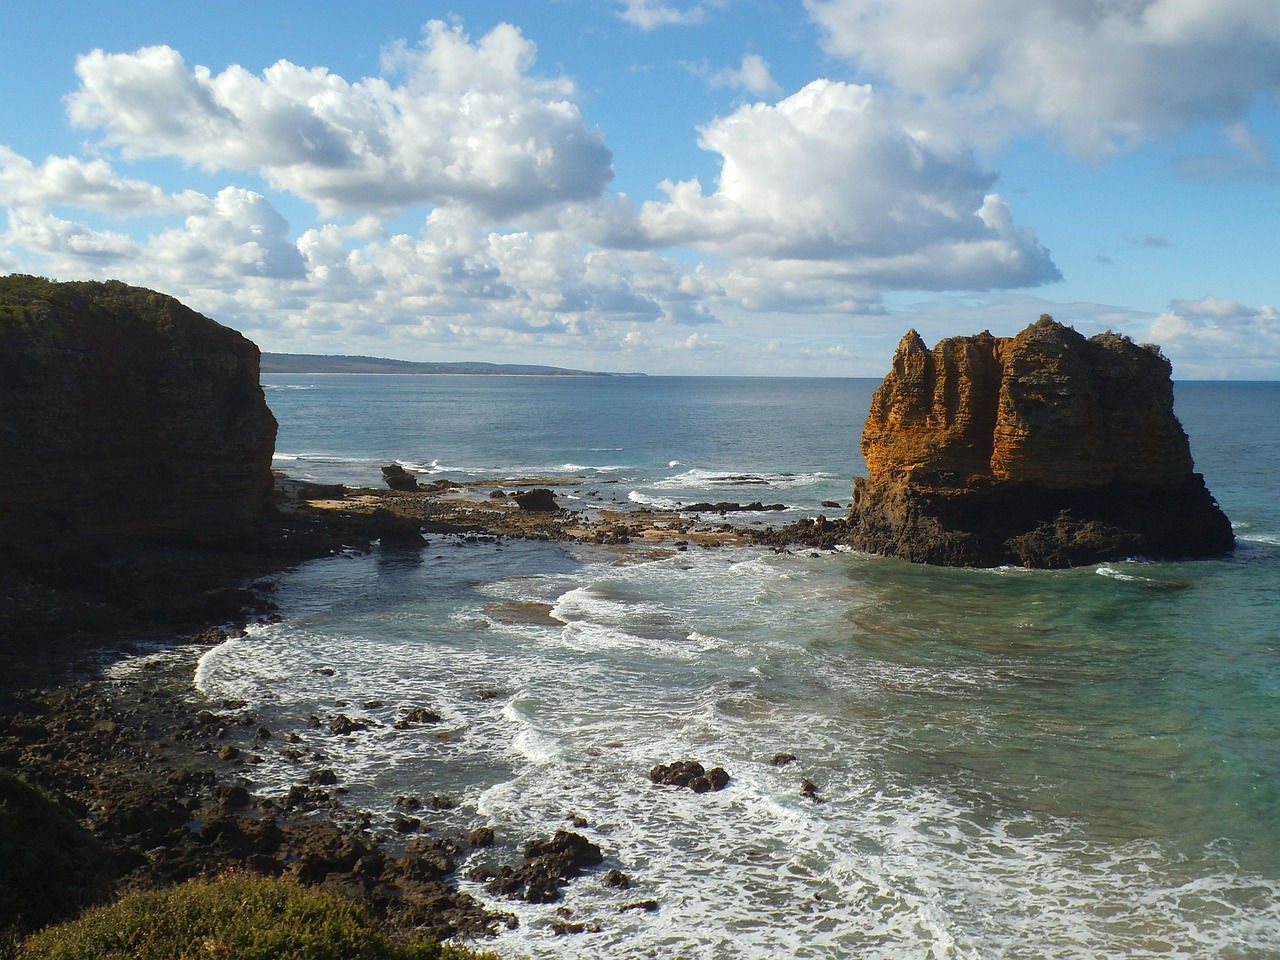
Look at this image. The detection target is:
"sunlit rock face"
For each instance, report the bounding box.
[0,276,277,563]
[849,315,1234,567]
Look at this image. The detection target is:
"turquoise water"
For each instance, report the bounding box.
[195,376,1280,958]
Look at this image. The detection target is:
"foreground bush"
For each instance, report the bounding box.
[18,874,501,960]
[0,770,114,937]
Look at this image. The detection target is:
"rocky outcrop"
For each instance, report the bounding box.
[847,315,1234,567]
[0,276,276,563]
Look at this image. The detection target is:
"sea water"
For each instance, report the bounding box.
[195,375,1280,958]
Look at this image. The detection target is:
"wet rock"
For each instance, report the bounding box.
[620,899,660,913]
[551,919,602,935]
[328,714,379,736]
[770,753,798,766]
[393,706,443,729]
[800,778,825,803]
[514,488,559,512]
[649,760,731,793]
[381,464,420,491]
[468,826,496,848]
[683,501,786,513]
[603,868,631,889]
[216,784,252,809]
[372,507,426,548]
[478,830,604,904]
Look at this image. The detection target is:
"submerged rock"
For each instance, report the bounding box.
[847,316,1234,567]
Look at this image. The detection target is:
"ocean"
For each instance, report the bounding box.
[194,375,1280,958]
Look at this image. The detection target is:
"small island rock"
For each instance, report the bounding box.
[846,316,1233,567]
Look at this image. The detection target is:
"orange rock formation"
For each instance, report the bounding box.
[848,316,1233,567]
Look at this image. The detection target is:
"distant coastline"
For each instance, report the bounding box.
[261,352,646,377]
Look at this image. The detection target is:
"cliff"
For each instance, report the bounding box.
[0,276,277,563]
[847,315,1234,567]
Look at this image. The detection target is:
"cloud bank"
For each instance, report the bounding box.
[0,6,1273,374]
[806,0,1280,156]
[67,22,614,219]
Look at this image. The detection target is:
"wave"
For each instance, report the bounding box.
[627,491,682,509]
[648,467,834,493]
[560,463,632,474]
[1094,564,1154,582]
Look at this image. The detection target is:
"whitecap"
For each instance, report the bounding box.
[627,490,682,509]
[1095,564,1153,583]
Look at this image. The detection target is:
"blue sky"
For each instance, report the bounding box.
[1,0,1277,377]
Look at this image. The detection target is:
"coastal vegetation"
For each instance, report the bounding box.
[0,771,113,942]
[15,875,502,960]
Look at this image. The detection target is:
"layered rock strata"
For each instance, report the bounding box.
[847,315,1234,567]
[0,276,277,563]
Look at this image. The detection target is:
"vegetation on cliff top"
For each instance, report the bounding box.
[0,274,207,336]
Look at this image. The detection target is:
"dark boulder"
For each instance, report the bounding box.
[649,760,730,793]
[514,488,559,512]
[381,464,420,491]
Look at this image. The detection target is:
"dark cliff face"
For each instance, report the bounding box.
[849,315,1234,567]
[0,276,277,562]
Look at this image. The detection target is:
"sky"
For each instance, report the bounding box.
[1,1,1277,378]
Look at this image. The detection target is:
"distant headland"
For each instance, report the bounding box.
[261,352,646,377]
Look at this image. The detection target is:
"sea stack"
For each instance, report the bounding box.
[0,276,277,563]
[847,315,1234,567]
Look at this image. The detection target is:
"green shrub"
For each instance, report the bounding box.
[17,875,503,960]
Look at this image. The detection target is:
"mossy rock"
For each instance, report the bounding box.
[16,874,503,960]
[0,770,115,937]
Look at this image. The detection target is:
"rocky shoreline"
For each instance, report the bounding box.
[0,477,836,948]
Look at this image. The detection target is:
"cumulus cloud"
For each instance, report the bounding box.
[4,207,139,262]
[638,79,1059,290]
[0,147,205,215]
[617,1,707,30]
[143,188,307,282]
[66,21,613,219]
[703,54,781,95]
[806,0,1280,156]
[1148,296,1280,377]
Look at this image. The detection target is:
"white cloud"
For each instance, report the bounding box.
[66,21,613,219]
[4,206,139,262]
[143,188,307,282]
[617,1,707,30]
[0,147,204,215]
[638,80,1059,291]
[806,0,1280,157]
[705,54,781,95]
[1148,296,1280,377]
